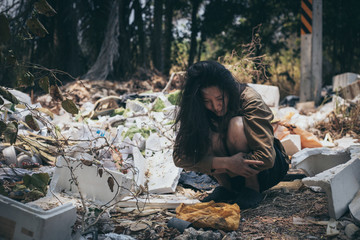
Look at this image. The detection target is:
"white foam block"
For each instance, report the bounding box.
[0,195,76,240]
[49,156,132,205]
[248,83,280,108]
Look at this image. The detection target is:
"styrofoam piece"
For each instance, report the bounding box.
[288,114,316,130]
[126,100,148,114]
[301,157,360,219]
[334,137,360,149]
[326,219,339,237]
[132,146,182,194]
[132,147,147,188]
[8,89,32,105]
[150,111,165,123]
[340,80,360,100]
[146,134,163,152]
[295,101,315,113]
[146,150,182,194]
[2,146,17,166]
[49,156,132,205]
[332,72,359,91]
[274,107,298,121]
[133,132,145,150]
[248,83,280,108]
[349,190,360,225]
[0,195,76,240]
[292,147,351,177]
[281,134,301,156]
[146,134,173,151]
[163,105,177,120]
[105,233,136,240]
[117,194,200,209]
[65,143,94,161]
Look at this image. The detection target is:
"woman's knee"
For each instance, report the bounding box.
[227,117,249,154]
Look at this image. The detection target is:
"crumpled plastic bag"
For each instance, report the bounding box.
[176,201,240,231]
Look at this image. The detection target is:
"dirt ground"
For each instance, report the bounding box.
[96,183,356,239]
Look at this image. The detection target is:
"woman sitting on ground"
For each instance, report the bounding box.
[173,60,289,209]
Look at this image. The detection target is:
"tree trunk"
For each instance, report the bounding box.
[152,0,163,72]
[83,0,120,80]
[134,0,146,68]
[188,0,201,67]
[118,0,132,79]
[55,0,85,79]
[163,0,174,76]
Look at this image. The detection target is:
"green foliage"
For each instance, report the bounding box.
[26,18,49,37]
[3,122,18,145]
[61,99,79,115]
[38,76,50,93]
[122,126,155,140]
[268,36,301,98]
[152,98,165,112]
[0,0,55,88]
[34,0,57,17]
[171,40,190,72]
[25,115,40,131]
[23,173,50,194]
[167,90,181,105]
[0,87,19,104]
[112,107,126,116]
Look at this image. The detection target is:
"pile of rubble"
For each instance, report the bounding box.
[0,72,360,239]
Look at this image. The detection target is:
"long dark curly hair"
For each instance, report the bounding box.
[173,61,247,163]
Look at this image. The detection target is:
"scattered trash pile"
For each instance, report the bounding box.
[1,72,360,239]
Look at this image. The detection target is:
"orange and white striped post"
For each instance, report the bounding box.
[301,0,312,35]
[300,0,322,105]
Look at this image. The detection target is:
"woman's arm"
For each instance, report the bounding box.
[211,152,264,178]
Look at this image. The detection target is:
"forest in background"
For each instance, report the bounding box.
[0,0,360,100]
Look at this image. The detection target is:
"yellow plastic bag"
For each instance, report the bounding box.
[176,201,240,231]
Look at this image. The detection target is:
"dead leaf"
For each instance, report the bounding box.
[98,168,103,178]
[36,107,54,119]
[26,18,48,37]
[25,115,40,131]
[39,76,50,93]
[5,50,17,66]
[0,87,19,104]
[4,122,18,144]
[0,120,6,135]
[18,71,35,87]
[130,222,149,232]
[49,85,64,102]
[81,159,92,166]
[111,148,123,171]
[34,0,57,17]
[61,99,79,114]
[107,177,114,192]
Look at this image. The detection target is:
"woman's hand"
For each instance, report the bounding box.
[226,152,264,178]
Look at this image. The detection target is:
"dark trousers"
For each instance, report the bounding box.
[230,144,289,193]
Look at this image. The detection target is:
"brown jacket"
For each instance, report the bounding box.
[173,86,284,174]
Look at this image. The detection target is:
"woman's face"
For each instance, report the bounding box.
[201,86,229,117]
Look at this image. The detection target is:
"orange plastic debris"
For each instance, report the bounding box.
[176,201,240,231]
[273,123,291,140]
[291,126,323,149]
